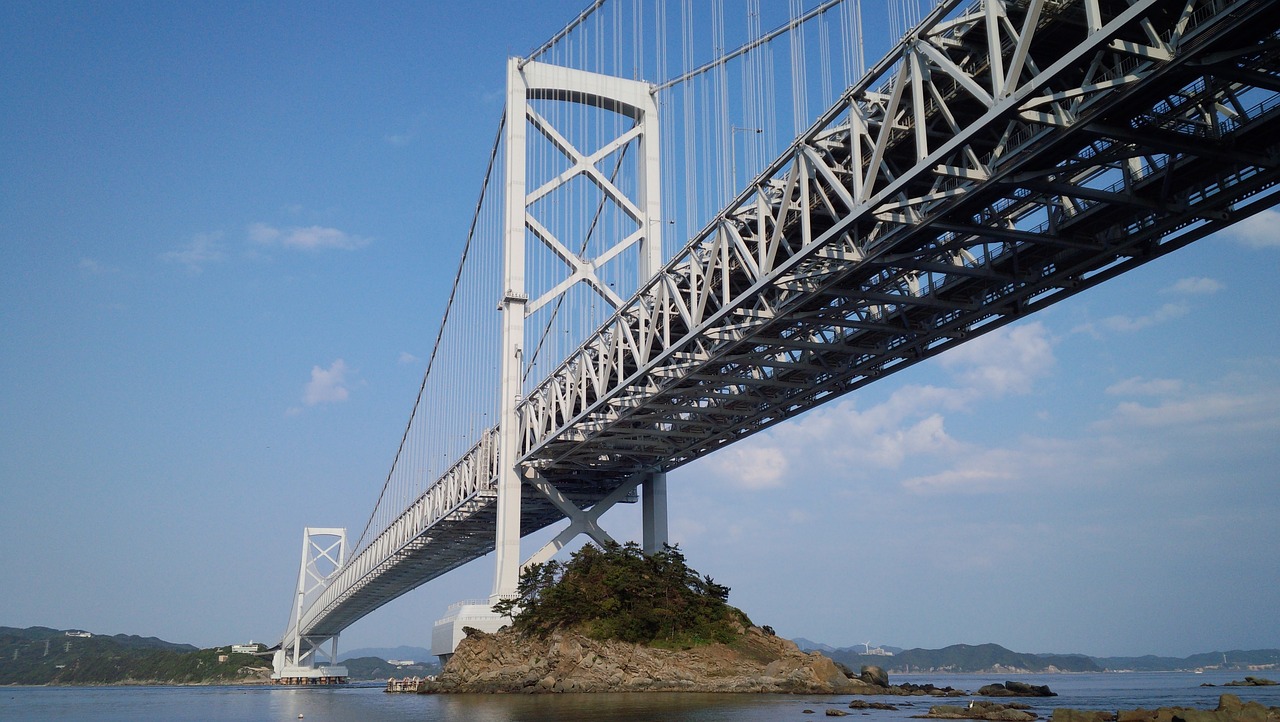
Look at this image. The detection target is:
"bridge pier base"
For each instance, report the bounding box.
[430,600,510,664]
[271,635,348,684]
[643,472,668,553]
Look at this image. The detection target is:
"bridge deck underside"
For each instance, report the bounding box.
[296,0,1280,644]
[523,0,1280,491]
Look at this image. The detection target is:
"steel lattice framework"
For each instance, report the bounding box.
[521,0,1280,479]
[279,0,1280,659]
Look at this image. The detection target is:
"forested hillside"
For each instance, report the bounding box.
[0,627,270,685]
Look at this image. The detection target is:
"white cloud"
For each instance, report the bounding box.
[303,359,352,406]
[708,445,788,490]
[1105,376,1183,396]
[398,351,421,365]
[901,464,1015,495]
[694,323,1055,493]
[249,223,370,251]
[1097,391,1277,432]
[1166,277,1223,295]
[1075,302,1189,335]
[247,222,281,244]
[161,232,224,273]
[939,322,1054,395]
[1228,208,1280,248]
[839,412,960,469]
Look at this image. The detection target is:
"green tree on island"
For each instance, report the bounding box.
[493,541,747,648]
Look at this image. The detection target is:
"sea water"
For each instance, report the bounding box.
[3,670,1277,721]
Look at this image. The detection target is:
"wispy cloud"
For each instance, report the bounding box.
[384,131,414,147]
[707,445,789,490]
[1105,376,1184,396]
[249,223,370,251]
[1096,390,1278,432]
[697,322,1056,493]
[1165,276,1223,295]
[303,359,352,406]
[1227,208,1280,249]
[398,351,421,365]
[161,232,224,273]
[939,321,1055,395]
[906,374,1280,496]
[78,257,119,276]
[1074,302,1189,335]
[384,110,434,147]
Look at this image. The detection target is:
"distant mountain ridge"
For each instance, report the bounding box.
[790,640,1280,673]
[340,645,433,663]
[0,626,266,685]
[0,625,197,653]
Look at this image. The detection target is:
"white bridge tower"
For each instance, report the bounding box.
[432,57,665,660]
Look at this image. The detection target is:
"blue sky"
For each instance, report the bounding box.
[2,1,1277,660]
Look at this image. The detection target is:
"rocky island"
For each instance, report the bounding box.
[426,623,868,693]
[417,542,970,695]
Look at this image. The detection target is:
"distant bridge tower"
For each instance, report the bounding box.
[272,528,350,683]
[432,57,665,660]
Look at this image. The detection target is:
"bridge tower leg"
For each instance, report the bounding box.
[491,57,664,601]
[491,55,530,605]
[435,57,665,661]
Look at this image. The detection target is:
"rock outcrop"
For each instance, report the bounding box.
[888,681,970,697]
[1050,694,1280,722]
[849,699,901,710]
[420,625,885,694]
[1224,677,1278,687]
[979,681,1057,697]
[924,701,1038,721]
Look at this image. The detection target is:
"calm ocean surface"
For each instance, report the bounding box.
[3,670,1278,721]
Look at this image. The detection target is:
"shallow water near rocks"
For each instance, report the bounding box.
[3,670,1277,721]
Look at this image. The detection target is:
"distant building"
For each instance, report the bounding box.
[65,631,92,638]
[388,660,416,666]
[231,642,259,654]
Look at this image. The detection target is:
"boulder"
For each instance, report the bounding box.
[861,664,890,687]
[979,681,1057,697]
[849,699,899,710]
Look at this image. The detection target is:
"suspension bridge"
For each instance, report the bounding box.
[270,0,1280,682]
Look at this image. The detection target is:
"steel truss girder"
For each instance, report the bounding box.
[517,0,1280,479]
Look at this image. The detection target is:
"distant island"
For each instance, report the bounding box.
[0,626,442,686]
[790,640,1280,675]
[0,626,272,685]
